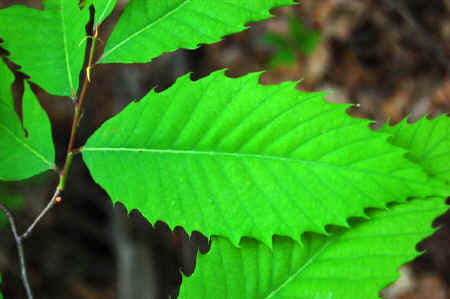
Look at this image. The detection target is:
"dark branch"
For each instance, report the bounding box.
[21,188,62,240]
[0,204,34,299]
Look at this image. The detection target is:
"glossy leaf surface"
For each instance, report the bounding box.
[0,60,55,181]
[382,115,450,184]
[99,0,294,63]
[82,71,444,246]
[179,198,448,299]
[0,0,89,96]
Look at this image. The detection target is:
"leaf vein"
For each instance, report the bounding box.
[100,0,192,61]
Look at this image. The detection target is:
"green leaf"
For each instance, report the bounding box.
[82,71,444,246]
[289,17,320,55]
[0,0,90,97]
[91,0,117,29]
[98,0,294,64]
[179,198,448,299]
[0,60,55,181]
[0,59,14,111]
[264,33,297,68]
[381,115,450,184]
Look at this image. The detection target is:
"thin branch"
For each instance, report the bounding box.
[59,28,98,191]
[0,27,100,299]
[0,204,34,299]
[71,147,83,155]
[21,188,62,240]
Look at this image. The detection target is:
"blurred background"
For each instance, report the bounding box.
[0,0,449,298]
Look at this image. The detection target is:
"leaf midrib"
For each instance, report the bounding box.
[95,0,115,27]
[262,204,444,298]
[0,122,54,169]
[265,240,333,298]
[59,0,74,95]
[99,0,192,62]
[82,146,427,184]
[263,226,436,298]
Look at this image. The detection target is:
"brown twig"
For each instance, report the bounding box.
[0,187,63,299]
[21,189,62,240]
[0,27,100,298]
[0,204,34,299]
[59,28,98,191]
[0,180,63,299]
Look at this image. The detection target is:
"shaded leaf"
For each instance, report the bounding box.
[0,0,90,96]
[289,17,320,55]
[382,115,450,184]
[264,33,297,68]
[179,198,448,299]
[0,182,23,229]
[82,71,445,246]
[0,60,55,181]
[99,0,294,63]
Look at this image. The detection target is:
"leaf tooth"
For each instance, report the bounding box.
[288,233,302,247]
[235,158,294,249]
[178,157,212,238]
[330,167,383,215]
[210,155,261,247]
[83,71,446,250]
[192,71,262,149]
[193,156,243,247]
[244,93,329,155]
[179,199,448,299]
[273,112,365,158]
[170,72,218,148]
[218,80,300,151]
[258,159,321,242]
[100,0,296,63]
[304,166,351,229]
[255,234,274,251]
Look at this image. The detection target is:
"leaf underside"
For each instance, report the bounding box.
[381,115,450,185]
[0,60,55,181]
[82,71,443,247]
[0,0,90,96]
[179,198,448,299]
[99,0,294,63]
